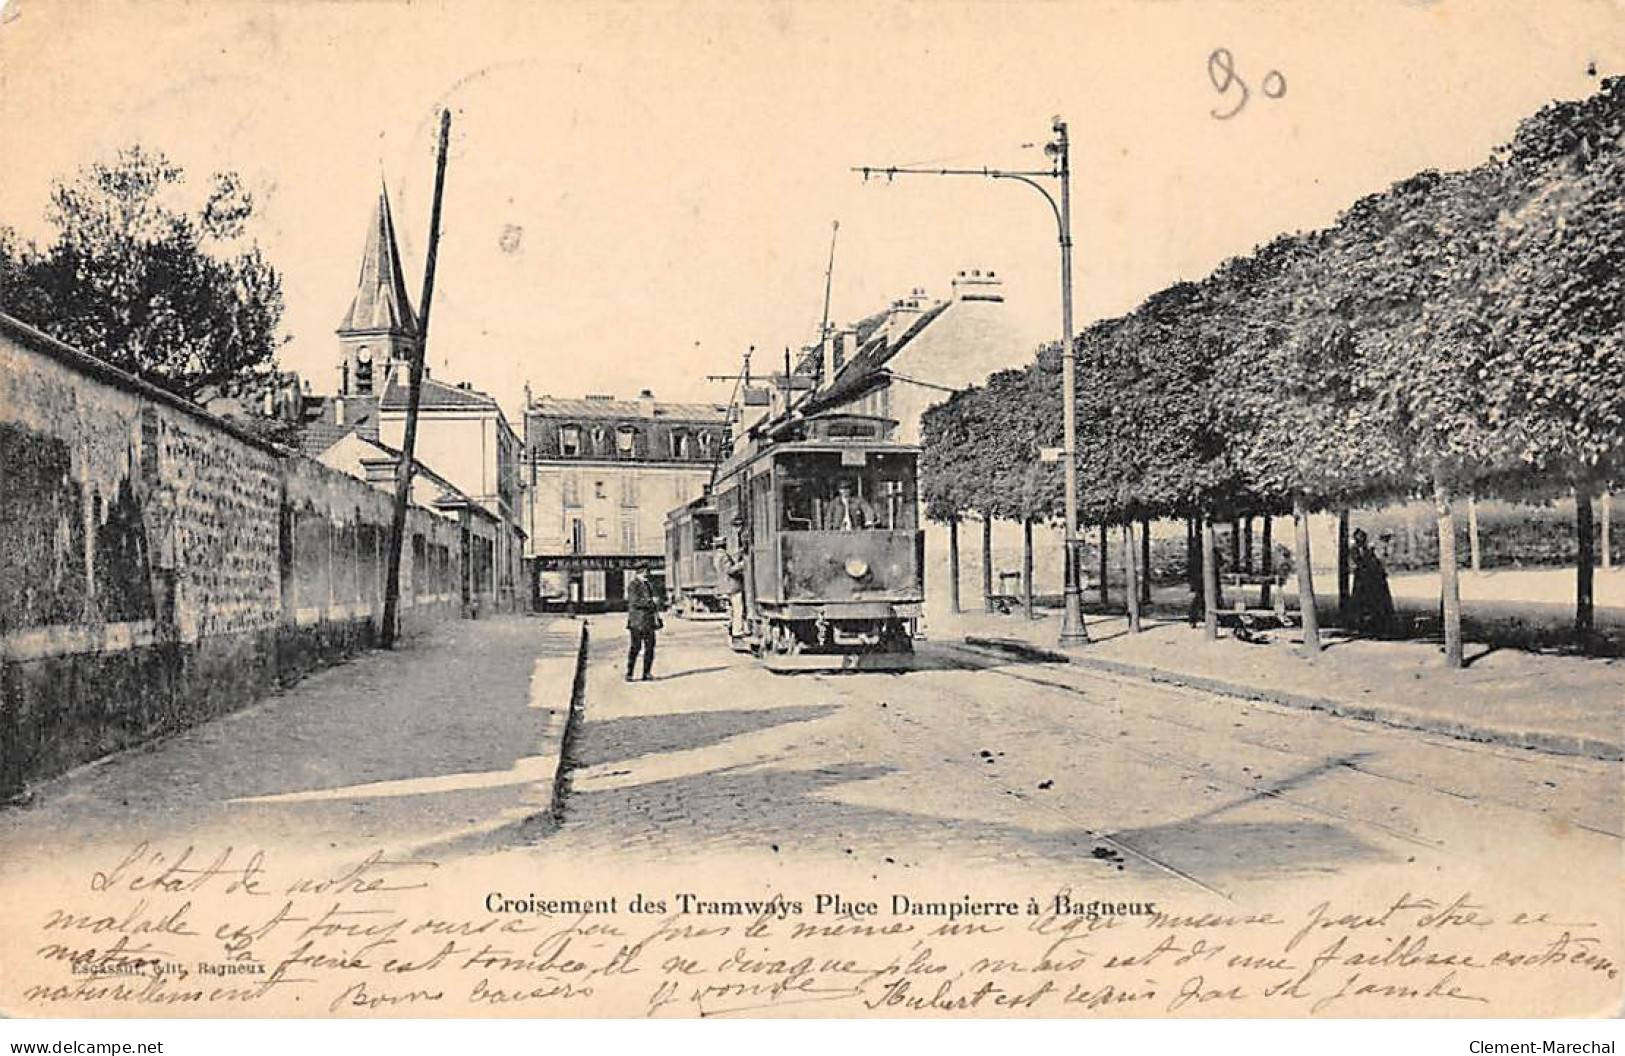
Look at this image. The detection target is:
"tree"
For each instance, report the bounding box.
[1486,77,1625,644]
[921,391,979,614]
[0,146,285,400]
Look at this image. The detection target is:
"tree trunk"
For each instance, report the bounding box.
[1434,474,1463,669]
[1242,517,1254,574]
[1577,488,1595,648]
[1260,516,1274,608]
[1201,516,1220,641]
[1293,496,1321,653]
[1468,495,1482,573]
[1230,517,1242,575]
[1601,492,1612,573]
[1140,516,1152,608]
[1123,521,1142,633]
[981,514,994,613]
[948,513,962,614]
[1022,516,1035,621]
[1337,509,1350,625]
[1187,517,1201,594]
[1098,523,1109,607]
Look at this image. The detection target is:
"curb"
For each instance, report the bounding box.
[962,636,1624,762]
[547,621,592,822]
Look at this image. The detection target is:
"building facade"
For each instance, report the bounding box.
[524,391,728,611]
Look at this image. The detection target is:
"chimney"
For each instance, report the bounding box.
[882,287,930,345]
[334,395,346,427]
[637,389,656,417]
[363,458,397,487]
[952,268,1005,303]
[821,330,839,387]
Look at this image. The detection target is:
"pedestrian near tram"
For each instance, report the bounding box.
[722,526,748,640]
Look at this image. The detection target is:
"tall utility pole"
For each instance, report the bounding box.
[380,109,452,649]
[854,116,1088,645]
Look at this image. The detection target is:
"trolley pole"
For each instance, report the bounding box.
[854,115,1089,646]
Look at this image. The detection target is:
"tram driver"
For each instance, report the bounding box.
[824,478,876,531]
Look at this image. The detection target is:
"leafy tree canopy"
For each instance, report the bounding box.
[0,146,286,400]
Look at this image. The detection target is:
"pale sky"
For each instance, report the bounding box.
[1,0,1618,425]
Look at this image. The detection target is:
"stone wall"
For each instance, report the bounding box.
[0,313,462,793]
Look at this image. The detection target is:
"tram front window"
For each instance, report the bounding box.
[778,452,918,532]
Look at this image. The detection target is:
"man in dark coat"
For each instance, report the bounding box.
[625,569,661,681]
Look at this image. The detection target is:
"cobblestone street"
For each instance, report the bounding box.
[6,611,1616,915]
[2,613,1619,1020]
[539,618,1622,912]
[0,616,578,875]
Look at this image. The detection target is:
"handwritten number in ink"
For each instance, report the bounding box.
[1208,48,1286,119]
[1208,48,1249,120]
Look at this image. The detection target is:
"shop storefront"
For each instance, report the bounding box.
[531,554,666,613]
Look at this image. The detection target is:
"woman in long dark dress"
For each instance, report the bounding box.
[1348,528,1397,637]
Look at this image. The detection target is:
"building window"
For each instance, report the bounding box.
[562,472,581,507]
[698,431,714,459]
[883,480,907,530]
[594,480,606,500]
[591,426,607,453]
[620,517,637,552]
[595,517,607,538]
[560,425,581,457]
[616,426,636,458]
[569,517,585,553]
[354,346,373,394]
[621,474,638,508]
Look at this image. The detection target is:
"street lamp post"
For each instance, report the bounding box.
[855,116,1089,645]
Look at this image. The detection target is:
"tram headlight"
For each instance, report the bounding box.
[844,557,870,579]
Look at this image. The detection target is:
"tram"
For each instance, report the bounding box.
[710,409,924,671]
[663,495,726,618]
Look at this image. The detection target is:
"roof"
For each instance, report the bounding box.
[528,396,729,422]
[805,299,953,411]
[380,372,499,411]
[792,308,891,377]
[338,184,419,336]
[324,432,500,525]
[296,394,378,457]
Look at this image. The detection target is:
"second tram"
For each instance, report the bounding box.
[663,495,726,618]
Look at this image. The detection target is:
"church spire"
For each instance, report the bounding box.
[338,181,418,338]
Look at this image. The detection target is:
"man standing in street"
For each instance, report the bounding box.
[625,569,661,681]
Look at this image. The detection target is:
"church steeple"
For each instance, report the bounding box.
[337,182,418,396]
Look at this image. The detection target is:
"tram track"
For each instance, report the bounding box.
[810,669,1240,900]
[943,640,1625,841]
[799,638,1615,902]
